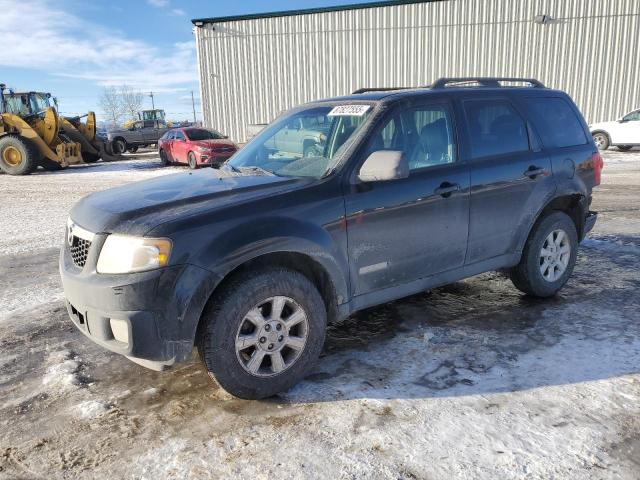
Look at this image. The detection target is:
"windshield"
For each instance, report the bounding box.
[143,110,165,121]
[3,93,51,116]
[29,93,51,113]
[227,104,373,178]
[186,128,224,141]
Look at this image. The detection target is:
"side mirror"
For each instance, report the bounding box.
[357,150,409,183]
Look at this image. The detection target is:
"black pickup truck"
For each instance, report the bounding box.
[60,78,601,399]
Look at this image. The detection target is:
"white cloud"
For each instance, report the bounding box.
[147,0,169,7]
[0,0,197,91]
[171,8,186,16]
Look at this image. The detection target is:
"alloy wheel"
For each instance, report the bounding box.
[539,229,571,282]
[235,296,309,377]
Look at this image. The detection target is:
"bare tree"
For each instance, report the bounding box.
[119,85,144,121]
[98,86,123,127]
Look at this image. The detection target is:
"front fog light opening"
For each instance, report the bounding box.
[110,318,130,345]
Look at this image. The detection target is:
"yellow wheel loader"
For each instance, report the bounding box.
[123,109,172,129]
[0,84,116,175]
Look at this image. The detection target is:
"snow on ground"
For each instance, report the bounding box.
[0,153,183,257]
[0,152,183,323]
[0,149,639,479]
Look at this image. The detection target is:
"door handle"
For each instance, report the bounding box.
[524,166,547,178]
[434,182,460,197]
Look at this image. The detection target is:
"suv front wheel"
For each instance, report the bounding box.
[198,267,327,399]
[510,211,578,297]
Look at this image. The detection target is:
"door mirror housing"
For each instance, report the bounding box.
[357,150,409,183]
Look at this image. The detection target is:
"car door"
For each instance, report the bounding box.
[127,122,145,144]
[343,101,470,295]
[142,121,161,144]
[615,110,640,144]
[462,96,555,264]
[171,130,188,163]
[163,130,176,161]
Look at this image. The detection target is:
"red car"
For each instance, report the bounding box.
[158,127,238,169]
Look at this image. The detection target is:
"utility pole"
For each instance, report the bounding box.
[149,91,157,131]
[191,91,197,124]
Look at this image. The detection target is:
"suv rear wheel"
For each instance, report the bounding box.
[510,211,578,297]
[197,267,327,399]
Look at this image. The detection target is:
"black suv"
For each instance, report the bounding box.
[60,78,602,399]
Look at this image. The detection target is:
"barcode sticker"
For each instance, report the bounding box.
[328,105,371,117]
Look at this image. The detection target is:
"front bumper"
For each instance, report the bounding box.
[199,152,234,168]
[584,210,598,236]
[59,238,219,370]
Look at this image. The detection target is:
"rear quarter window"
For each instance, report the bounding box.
[523,97,587,148]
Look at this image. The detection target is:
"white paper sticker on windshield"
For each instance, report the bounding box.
[328,105,371,117]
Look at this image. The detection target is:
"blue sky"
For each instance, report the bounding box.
[0,0,375,123]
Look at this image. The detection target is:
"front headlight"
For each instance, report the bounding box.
[96,235,172,274]
[196,145,210,153]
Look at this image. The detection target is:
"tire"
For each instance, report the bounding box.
[197,267,327,399]
[113,138,127,155]
[39,158,63,171]
[592,132,610,150]
[0,134,39,175]
[159,149,170,166]
[618,145,633,151]
[510,211,578,298]
[82,152,100,163]
[128,146,139,153]
[188,152,198,169]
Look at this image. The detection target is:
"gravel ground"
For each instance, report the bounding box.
[0,149,639,479]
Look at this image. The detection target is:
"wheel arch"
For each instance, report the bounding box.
[516,193,587,254]
[191,248,344,351]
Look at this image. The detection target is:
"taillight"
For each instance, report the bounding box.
[592,152,604,186]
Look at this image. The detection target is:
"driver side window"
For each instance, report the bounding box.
[364,104,457,172]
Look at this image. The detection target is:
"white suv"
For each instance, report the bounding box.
[590,108,640,151]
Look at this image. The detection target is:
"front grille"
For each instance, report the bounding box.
[70,236,91,268]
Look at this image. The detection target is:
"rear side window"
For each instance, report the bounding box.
[174,131,185,141]
[524,97,587,148]
[464,100,530,158]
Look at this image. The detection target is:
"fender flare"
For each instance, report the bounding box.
[514,188,587,254]
[191,216,350,305]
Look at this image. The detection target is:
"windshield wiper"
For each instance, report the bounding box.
[239,166,278,177]
[222,163,241,173]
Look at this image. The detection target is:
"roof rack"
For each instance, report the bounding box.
[430,77,545,89]
[352,87,413,94]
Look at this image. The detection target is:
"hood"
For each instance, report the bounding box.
[107,127,128,136]
[70,169,310,236]
[191,139,236,149]
[589,120,618,131]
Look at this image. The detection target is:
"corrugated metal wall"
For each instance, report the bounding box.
[195,0,640,142]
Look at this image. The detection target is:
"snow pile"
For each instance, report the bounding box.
[74,400,110,419]
[42,350,82,393]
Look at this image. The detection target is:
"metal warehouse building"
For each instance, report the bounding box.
[192,0,640,142]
